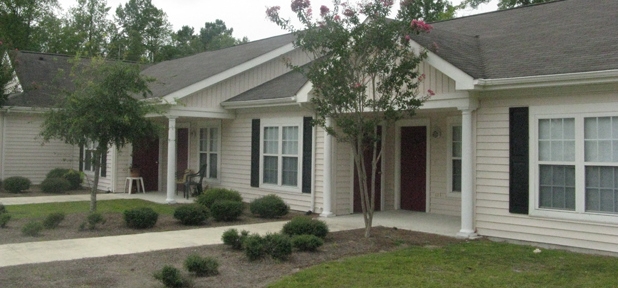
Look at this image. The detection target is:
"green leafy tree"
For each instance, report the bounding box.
[398,0,457,22]
[64,0,114,57]
[199,19,246,51]
[114,0,171,62]
[268,0,431,237]
[0,0,60,51]
[463,0,554,10]
[41,58,162,212]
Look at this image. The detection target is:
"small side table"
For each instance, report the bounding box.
[124,177,145,194]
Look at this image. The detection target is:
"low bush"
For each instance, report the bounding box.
[184,254,219,277]
[0,203,7,214]
[291,234,324,252]
[124,207,158,229]
[264,233,292,261]
[250,194,289,218]
[46,168,83,190]
[0,214,11,228]
[3,176,31,193]
[211,200,243,221]
[153,265,188,288]
[282,216,329,239]
[80,212,106,231]
[22,221,43,236]
[195,188,242,208]
[221,228,249,250]
[40,178,71,194]
[243,234,266,261]
[173,204,209,225]
[43,212,66,229]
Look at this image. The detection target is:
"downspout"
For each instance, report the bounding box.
[0,111,5,180]
[310,112,317,213]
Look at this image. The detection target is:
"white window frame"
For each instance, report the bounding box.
[259,117,303,192]
[530,103,618,224]
[197,123,221,182]
[83,141,97,173]
[447,117,462,197]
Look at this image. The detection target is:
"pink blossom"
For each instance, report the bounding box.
[291,0,311,13]
[266,6,280,21]
[428,89,435,96]
[334,15,341,21]
[418,73,425,81]
[320,5,330,16]
[411,19,432,33]
[343,8,355,17]
[404,34,411,42]
[431,42,439,52]
[380,0,394,7]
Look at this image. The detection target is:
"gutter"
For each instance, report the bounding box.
[474,69,618,90]
[220,96,297,109]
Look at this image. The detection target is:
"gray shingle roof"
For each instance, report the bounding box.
[225,67,308,103]
[411,0,618,79]
[141,33,296,98]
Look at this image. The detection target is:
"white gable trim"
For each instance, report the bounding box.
[162,43,296,104]
[147,106,235,119]
[220,97,297,109]
[295,81,313,103]
[408,41,475,90]
[3,52,23,95]
[474,69,618,90]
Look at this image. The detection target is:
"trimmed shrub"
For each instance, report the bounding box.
[3,176,31,193]
[184,254,219,277]
[221,228,249,250]
[282,216,329,239]
[0,203,7,214]
[43,212,65,229]
[153,265,187,288]
[40,178,71,194]
[210,200,243,221]
[46,168,83,190]
[22,221,43,236]
[173,204,209,225]
[195,188,242,208]
[46,168,69,179]
[292,234,324,252]
[124,207,158,229]
[80,212,106,231]
[250,194,289,219]
[243,234,266,261]
[0,214,11,228]
[264,233,292,261]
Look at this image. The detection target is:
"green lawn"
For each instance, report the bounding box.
[270,240,618,288]
[5,199,178,219]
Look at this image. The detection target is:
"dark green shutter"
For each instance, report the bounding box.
[251,119,260,187]
[302,117,313,193]
[509,107,529,214]
[100,150,107,178]
[78,145,84,171]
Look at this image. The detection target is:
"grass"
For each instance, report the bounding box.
[269,240,618,288]
[5,199,178,219]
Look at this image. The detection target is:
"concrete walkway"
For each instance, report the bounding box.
[0,193,460,268]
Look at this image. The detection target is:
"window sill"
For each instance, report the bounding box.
[529,208,618,226]
[259,183,302,194]
[447,191,461,198]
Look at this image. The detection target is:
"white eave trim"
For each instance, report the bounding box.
[0,106,50,114]
[162,43,296,104]
[147,106,235,119]
[408,41,475,90]
[221,96,297,109]
[474,70,618,90]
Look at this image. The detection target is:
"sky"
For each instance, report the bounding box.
[56,0,498,41]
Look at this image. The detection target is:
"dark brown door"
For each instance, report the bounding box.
[176,128,189,173]
[354,126,382,213]
[132,138,159,191]
[400,126,426,211]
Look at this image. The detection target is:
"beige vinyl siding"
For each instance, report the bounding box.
[181,49,311,109]
[1,113,76,184]
[418,62,457,95]
[334,138,352,215]
[475,83,618,253]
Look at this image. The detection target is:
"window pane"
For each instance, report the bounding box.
[550,119,563,139]
[263,127,279,154]
[564,141,575,161]
[539,118,574,162]
[550,141,563,161]
[585,140,598,162]
[282,156,298,186]
[539,141,550,161]
[539,119,550,140]
[199,129,208,151]
[452,126,462,142]
[563,118,575,139]
[585,117,618,163]
[209,128,219,152]
[585,166,618,213]
[209,154,218,179]
[452,159,462,192]
[539,165,575,210]
[263,156,278,184]
[598,117,611,139]
[199,153,208,168]
[85,151,92,171]
[585,118,597,139]
[282,126,299,155]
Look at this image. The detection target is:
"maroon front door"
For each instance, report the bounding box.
[132,138,159,191]
[176,128,189,173]
[353,126,382,213]
[400,126,426,211]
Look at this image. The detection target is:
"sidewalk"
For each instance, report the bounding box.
[0,194,460,268]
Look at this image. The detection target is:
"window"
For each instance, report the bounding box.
[83,142,96,172]
[199,127,220,180]
[532,107,618,222]
[447,117,462,195]
[260,119,302,190]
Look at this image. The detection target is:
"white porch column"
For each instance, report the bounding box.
[456,109,478,239]
[320,117,334,217]
[165,116,178,204]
